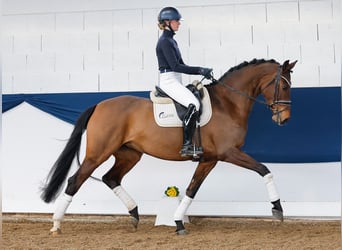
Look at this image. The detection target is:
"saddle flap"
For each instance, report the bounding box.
[152,87,212,128]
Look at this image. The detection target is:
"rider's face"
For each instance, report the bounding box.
[169,19,180,31]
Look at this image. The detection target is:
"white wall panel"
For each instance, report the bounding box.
[27,53,55,73]
[26,14,55,33]
[2,34,14,53]
[2,15,27,33]
[69,72,99,92]
[189,27,220,49]
[301,42,335,65]
[204,47,236,75]
[142,8,159,29]
[267,2,299,22]
[221,24,252,46]
[42,32,64,53]
[235,44,268,63]
[12,72,49,93]
[284,22,317,43]
[235,3,266,24]
[2,73,14,93]
[267,43,284,62]
[143,48,158,72]
[128,70,157,91]
[253,23,286,44]
[187,48,205,67]
[283,43,301,63]
[2,53,26,72]
[319,63,341,86]
[84,53,113,73]
[13,33,41,54]
[84,11,113,32]
[128,28,158,49]
[56,13,84,31]
[112,29,129,49]
[318,21,340,43]
[113,9,142,30]
[55,53,83,72]
[69,32,99,53]
[299,0,333,22]
[98,32,113,53]
[99,71,129,92]
[291,64,319,87]
[178,7,205,29]
[203,5,235,28]
[113,48,142,70]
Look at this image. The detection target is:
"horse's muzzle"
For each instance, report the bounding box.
[271,105,291,126]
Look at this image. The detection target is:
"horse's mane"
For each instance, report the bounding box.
[215,58,280,83]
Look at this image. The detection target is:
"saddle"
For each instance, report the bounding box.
[150,80,212,126]
[153,81,204,120]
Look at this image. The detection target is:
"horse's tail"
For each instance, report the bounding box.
[40,105,97,203]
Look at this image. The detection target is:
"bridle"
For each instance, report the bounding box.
[206,65,292,113]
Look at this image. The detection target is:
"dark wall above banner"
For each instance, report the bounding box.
[2,87,341,163]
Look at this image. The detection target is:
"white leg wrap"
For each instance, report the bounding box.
[263,173,280,202]
[51,193,72,232]
[174,195,193,221]
[113,186,137,211]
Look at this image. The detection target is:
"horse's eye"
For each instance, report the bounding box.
[282,83,289,90]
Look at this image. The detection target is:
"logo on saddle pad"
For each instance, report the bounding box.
[150,83,212,127]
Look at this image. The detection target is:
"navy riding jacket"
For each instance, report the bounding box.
[156,29,200,74]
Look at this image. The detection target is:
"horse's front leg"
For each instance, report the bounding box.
[174,161,217,235]
[223,147,283,221]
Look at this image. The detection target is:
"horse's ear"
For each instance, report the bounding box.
[282,60,297,73]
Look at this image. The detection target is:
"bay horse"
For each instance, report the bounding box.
[41,58,297,235]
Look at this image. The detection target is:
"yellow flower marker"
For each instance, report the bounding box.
[164,186,179,197]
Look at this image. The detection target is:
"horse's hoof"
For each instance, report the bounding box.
[49,228,61,235]
[130,216,139,229]
[176,229,188,235]
[272,208,284,222]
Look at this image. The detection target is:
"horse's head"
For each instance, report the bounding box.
[260,60,297,125]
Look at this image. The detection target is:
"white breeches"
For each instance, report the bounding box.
[159,72,200,111]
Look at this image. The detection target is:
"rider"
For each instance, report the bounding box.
[156,6,212,157]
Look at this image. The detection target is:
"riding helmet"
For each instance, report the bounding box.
[158,7,182,23]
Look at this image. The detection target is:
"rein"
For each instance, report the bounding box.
[207,66,291,110]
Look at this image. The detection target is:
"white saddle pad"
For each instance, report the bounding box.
[151,87,212,127]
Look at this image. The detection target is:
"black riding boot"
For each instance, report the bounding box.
[180,104,203,157]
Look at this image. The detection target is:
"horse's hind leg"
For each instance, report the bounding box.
[102,146,142,229]
[224,148,283,221]
[50,158,99,234]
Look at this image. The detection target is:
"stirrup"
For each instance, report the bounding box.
[180,145,203,158]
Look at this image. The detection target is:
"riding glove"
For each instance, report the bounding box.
[199,67,213,79]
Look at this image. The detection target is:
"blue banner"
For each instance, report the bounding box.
[3,87,341,163]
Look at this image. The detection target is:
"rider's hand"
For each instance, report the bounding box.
[199,67,213,80]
